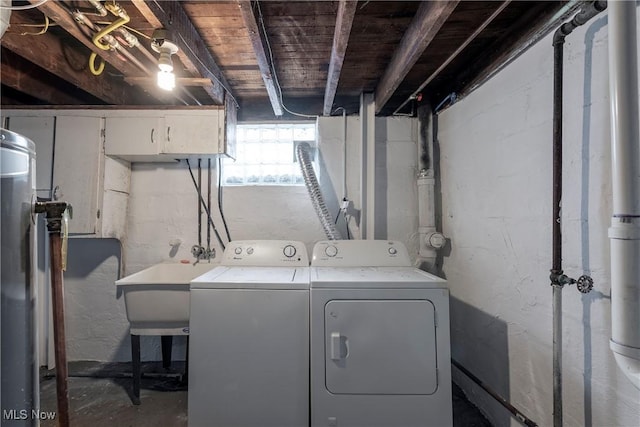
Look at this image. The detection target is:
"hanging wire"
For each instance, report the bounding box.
[0,0,49,10]
[217,157,232,242]
[197,159,203,248]
[186,159,226,251]
[255,0,317,119]
[18,14,49,35]
[207,158,212,250]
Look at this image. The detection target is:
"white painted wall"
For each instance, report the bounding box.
[63,115,419,362]
[438,10,640,427]
[317,116,420,260]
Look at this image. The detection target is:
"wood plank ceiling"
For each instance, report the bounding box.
[0,0,582,119]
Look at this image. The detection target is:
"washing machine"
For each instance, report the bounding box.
[188,240,310,427]
[310,240,452,427]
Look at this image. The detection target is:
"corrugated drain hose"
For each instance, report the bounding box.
[296,142,342,240]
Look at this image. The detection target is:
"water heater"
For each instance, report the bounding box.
[1,128,39,426]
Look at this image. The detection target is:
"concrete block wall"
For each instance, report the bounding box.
[63,116,419,363]
[437,9,640,426]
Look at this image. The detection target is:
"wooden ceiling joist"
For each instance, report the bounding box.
[1,26,141,104]
[0,48,88,105]
[131,0,232,105]
[323,0,357,116]
[238,0,283,116]
[456,0,583,98]
[393,0,512,114]
[374,0,459,114]
[125,77,214,87]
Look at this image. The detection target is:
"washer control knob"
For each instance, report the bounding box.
[388,247,397,255]
[234,247,242,255]
[283,245,297,258]
[325,245,338,257]
[246,247,254,255]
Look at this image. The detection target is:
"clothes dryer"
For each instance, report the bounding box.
[310,240,452,427]
[189,240,310,427]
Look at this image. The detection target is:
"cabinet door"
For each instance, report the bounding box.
[164,112,221,155]
[105,116,163,157]
[6,116,55,198]
[53,116,103,235]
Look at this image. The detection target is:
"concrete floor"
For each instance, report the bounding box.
[40,361,491,427]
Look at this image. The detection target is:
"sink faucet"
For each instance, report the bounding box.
[191,245,215,265]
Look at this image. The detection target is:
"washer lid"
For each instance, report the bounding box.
[191,266,310,289]
[311,266,446,289]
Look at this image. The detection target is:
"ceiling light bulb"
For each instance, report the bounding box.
[157,69,175,91]
[151,29,179,91]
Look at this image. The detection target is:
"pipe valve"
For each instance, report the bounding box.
[550,271,593,293]
[576,275,594,293]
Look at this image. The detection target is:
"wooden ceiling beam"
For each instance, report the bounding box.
[237,0,283,116]
[131,0,231,105]
[323,0,358,116]
[0,48,88,105]
[392,0,512,115]
[125,77,214,87]
[1,26,143,104]
[374,0,459,114]
[455,1,583,99]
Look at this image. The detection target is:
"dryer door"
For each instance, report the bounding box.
[324,299,438,395]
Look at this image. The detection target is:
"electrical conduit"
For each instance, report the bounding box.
[297,142,342,240]
[607,0,640,390]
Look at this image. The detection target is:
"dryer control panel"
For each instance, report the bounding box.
[222,240,309,266]
[312,240,412,267]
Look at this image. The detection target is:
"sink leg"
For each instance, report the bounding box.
[161,335,173,370]
[131,334,141,405]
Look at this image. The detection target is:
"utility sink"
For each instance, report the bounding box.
[116,262,217,335]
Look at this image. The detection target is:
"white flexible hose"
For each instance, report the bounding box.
[296,143,342,240]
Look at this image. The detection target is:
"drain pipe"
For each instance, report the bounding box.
[416,104,446,271]
[608,0,640,390]
[550,2,606,426]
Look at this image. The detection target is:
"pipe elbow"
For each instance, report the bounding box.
[611,340,640,390]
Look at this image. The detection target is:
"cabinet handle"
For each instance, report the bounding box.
[167,126,171,143]
[151,128,155,144]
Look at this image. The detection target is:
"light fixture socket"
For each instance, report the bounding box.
[151,28,179,91]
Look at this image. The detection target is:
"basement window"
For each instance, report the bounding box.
[222,123,316,186]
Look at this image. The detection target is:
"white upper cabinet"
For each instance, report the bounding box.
[103,107,234,162]
[164,111,222,155]
[104,116,164,159]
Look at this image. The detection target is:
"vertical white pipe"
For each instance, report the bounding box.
[608,0,640,389]
[360,92,376,239]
